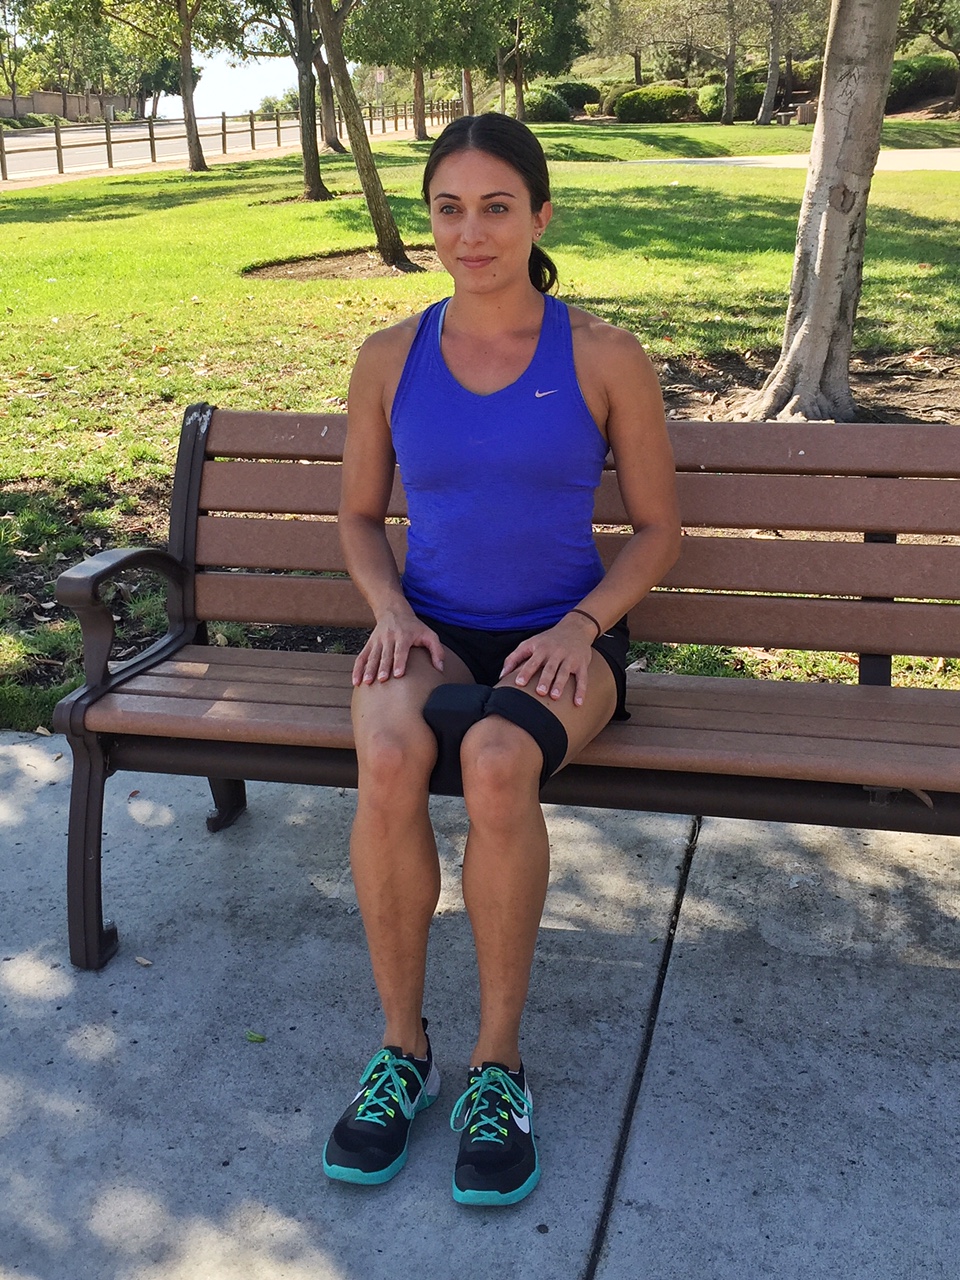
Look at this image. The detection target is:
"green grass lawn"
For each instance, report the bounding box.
[2,123,960,727]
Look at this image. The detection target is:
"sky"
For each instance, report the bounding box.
[158,48,300,119]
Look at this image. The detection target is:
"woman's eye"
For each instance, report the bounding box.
[438,204,458,215]
[488,203,508,214]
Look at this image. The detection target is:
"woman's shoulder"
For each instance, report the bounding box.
[355,308,427,370]
[565,302,659,386]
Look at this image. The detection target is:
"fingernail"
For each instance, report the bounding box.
[537,684,547,694]
[394,669,402,677]
[515,676,526,685]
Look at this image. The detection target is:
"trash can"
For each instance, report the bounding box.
[796,102,816,125]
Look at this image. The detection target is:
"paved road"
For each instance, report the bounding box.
[0,114,412,182]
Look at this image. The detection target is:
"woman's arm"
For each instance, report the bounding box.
[339,326,445,686]
[501,318,681,705]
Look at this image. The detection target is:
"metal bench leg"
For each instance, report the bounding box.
[66,735,119,970]
[206,778,247,832]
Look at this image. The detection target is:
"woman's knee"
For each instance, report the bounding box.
[460,716,541,813]
[356,721,436,795]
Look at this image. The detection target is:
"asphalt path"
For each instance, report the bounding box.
[0,114,412,182]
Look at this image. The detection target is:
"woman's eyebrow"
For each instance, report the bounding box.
[431,190,517,201]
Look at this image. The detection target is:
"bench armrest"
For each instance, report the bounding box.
[56,547,190,688]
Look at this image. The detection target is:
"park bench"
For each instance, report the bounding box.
[54,403,960,970]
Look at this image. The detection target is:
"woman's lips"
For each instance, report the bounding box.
[459,256,495,268]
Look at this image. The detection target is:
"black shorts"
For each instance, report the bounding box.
[414,612,631,722]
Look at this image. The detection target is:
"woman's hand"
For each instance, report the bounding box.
[499,613,598,707]
[352,608,445,686]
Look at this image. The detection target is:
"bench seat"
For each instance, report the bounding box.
[85,644,960,796]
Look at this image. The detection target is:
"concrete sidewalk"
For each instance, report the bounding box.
[2,730,959,1279]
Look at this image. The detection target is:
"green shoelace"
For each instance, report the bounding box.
[354,1049,425,1126]
[450,1066,532,1144]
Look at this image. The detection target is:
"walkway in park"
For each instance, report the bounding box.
[2,142,959,193]
[2,727,959,1279]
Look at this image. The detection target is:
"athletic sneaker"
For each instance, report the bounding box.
[323,1028,441,1186]
[450,1062,540,1206]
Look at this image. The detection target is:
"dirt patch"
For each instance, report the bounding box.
[660,351,960,423]
[247,247,443,280]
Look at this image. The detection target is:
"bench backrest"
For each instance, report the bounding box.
[170,404,960,665]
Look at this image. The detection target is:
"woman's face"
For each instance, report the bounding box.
[427,148,551,294]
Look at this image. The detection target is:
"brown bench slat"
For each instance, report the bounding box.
[85,693,356,746]
[202,413,960,480]
[629,671,960,726]
[194,572,369,626]
[195,515,406,572]
[84,682,960,793]
[674,474,960,535]
[192,569,960,654]
[206,410,347,461]
[630,593,960,657]
[659,537,960,599]
[668,422,960,478]
[114,671,960,748]
[154,650,356,682]
[119,673,354,708]
[196,519,960,602]
[199,457,960,534]
[199,461,407,518]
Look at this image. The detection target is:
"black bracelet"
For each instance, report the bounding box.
[568,608,602,640]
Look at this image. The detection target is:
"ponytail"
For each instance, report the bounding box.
[529,243,558,294]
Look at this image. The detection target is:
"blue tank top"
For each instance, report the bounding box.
[390,294,608,629]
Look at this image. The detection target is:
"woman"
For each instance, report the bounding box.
[323,114,680,1207]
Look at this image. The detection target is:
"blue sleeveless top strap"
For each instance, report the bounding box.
[390,293,608,630]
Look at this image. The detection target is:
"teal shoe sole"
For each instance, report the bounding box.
[323,1087,439,1186]
[452,1159,540,1206]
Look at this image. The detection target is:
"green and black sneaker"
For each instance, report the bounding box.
[323,1027,440,1186]
[450,1062,540,1206]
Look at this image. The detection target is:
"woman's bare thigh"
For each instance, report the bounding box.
[351,644,475,751]
[493,649,617,767]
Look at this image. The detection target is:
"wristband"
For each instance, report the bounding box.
[568,608,602,640]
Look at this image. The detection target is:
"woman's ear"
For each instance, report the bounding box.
[533,201,553,239]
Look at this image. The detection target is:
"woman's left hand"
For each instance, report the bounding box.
[499,613,598,707]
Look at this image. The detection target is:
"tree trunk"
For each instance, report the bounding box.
[313,48,346,152]
[177,0,207,172]
[412,58,428,140]
[497,49,507,114]
[756,2,782,125]
[461,66,474,115]
[953,54,960,110]
[633,49,641,85]
[783,47,794,107]
[296,64,332,199]
[741,0,901,422]
[514,49,525,120]
[313,0,411,267]
[721,0,737,124]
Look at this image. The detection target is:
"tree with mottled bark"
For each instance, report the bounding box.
[314,0,410,266]
[741,0,901,421]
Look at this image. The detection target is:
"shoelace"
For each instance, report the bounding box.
[354,1050,425,1127]
[450,1066,532,1145]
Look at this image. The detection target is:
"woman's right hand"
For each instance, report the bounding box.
[352,607,445,686]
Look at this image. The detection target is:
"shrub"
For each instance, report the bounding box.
[885,55,957,111]
[615,85,697,123]
[601,81,638,115]
[522,87,571,122]
[792,58,823,92]
[546,80,601,113]
[697,78,764,121]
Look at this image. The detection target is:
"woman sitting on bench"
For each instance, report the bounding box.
[324,113,680,1206]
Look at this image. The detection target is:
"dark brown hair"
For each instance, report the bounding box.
[422,114,558,294]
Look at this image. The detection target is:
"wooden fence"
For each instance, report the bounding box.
[0,99,465,182]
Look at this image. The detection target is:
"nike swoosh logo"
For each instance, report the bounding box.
[534,389,558,398]
[512,1111,531,1133]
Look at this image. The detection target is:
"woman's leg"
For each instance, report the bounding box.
[459,652,617,1068]
[350,646,473,1057]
